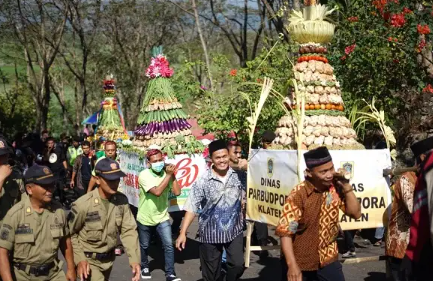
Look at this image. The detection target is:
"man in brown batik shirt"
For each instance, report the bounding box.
[276,147,361,281]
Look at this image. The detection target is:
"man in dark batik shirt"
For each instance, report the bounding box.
[277,147,361,281]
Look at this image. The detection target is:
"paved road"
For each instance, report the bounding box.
[99,227,387,281]
[107,247,386,281]
[61,217,386,280]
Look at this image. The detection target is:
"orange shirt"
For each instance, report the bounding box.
[276,181,345,271]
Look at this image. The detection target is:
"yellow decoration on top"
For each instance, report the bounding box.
[288,4,337,44]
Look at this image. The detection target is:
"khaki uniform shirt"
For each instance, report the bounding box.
[0,170,24,228]
[68,188,140,266]
[0,196,68,265]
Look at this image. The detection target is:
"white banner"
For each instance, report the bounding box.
[246,149,392,230]
[118,151,208,212]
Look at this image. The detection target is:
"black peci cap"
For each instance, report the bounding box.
[411,137,433,159]
[304,146,333,169]
[208,140,228,156]
[24,165,56,185]
[95,158,126,180]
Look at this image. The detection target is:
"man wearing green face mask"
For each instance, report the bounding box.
[137,149,182,281]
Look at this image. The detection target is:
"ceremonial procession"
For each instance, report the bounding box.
[0,0,433,280]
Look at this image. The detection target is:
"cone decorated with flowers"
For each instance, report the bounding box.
[94,76,129,141]
[273,0,364,150]
[133,46,204,157]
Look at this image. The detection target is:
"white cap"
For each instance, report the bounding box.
[147,144,162,150]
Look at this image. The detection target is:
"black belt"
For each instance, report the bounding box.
[84,251,114,261]
[13,261,56,277]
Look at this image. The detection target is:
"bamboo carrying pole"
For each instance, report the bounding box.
[244,78,274,268]
[383,167,417,177]
[292,77,305,183]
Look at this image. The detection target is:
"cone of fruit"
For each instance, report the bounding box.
[273,1,364,150]
[94,76,129,141]
[133,46,204,158]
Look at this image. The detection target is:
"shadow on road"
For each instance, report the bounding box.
[174,237,201,262]
[364,272,386,281]
[241,256,282,281]
[148,237,201,271]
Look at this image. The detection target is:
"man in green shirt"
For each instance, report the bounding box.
[67,136,83,167]
[137,149,181,281]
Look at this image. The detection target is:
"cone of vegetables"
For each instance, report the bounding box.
[94,76,129,141]
[273,1,364,150]
[133,46,204,158]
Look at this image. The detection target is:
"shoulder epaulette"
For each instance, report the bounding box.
[113,192,129,205]
[7,202,24,216]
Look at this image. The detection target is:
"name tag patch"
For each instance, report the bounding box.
[16,225,33,235]
[85,211,101,222]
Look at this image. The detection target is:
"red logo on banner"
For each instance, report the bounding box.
[175,158,199,189]
[123,173,140,189]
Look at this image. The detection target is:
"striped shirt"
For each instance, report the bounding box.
[184,167,246,244]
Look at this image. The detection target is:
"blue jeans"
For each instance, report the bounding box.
[137,220,176,277]
[375,227,385,240]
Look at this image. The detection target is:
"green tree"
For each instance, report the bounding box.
[327,0,433,147]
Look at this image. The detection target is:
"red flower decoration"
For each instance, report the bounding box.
[344,44,356,55]
[341,55,347,61]
[422,84,433,94]
[145,54,174,79]
[388,37,398,42]
[372,0,387,13]
[417,24,431,35]
[403,7,412,14]
[230,69,238,76]
[348,16,359,22]
[417,39,427,53]
[390,13,406,27]
[202,147,209,158]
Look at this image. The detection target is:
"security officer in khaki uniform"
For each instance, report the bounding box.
[68,158,140,281]
[0,165,76,281]
[0,137,24,229]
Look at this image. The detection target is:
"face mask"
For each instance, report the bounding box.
[151,161,165,173]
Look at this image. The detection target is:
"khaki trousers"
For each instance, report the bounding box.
[87,258,114,281]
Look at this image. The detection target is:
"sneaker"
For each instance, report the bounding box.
[141,268,151,279]
[166,275,181,281]
[342,251,356,258]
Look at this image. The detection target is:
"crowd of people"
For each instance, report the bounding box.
[0,129,432,281]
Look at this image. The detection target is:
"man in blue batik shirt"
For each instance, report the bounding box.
[176,140,245,281]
